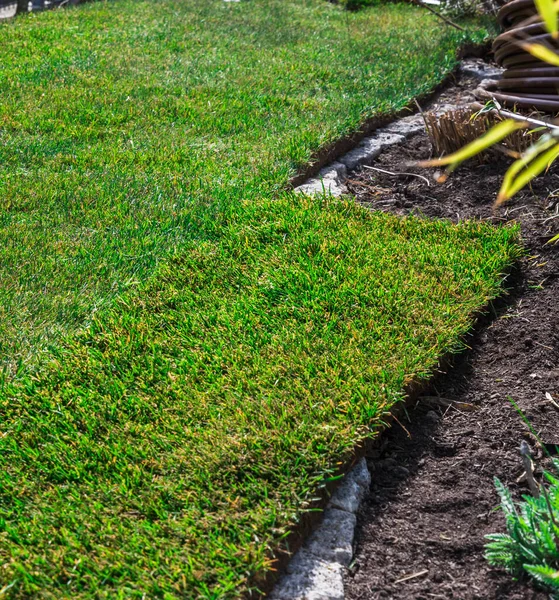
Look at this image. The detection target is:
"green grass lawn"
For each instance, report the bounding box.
[0,1,517,598]
[0,0,488,373]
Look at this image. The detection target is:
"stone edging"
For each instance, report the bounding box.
[293,59,503,198]
[270,459,370,600]
[272,58,503,600]
[293,121,421,197]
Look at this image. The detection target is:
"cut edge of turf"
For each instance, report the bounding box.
[252,258,520,599]
[289,40,491,189]
[0,194,522,598]
[267,41,499,594]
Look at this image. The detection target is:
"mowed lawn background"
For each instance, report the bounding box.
[0,0,486,371]
[0,1,518,599]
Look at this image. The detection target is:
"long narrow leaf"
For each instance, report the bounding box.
[534,0,558,38]
[498,134,556,201]
[497,142,559,205]
[520,42,559,66]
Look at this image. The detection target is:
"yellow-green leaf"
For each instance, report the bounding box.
[520,42,559,66]
[534,0,558,38]
[498,134,556,201]
[547,232,559,244]
[496,141,559,205]
[417,119,528,172]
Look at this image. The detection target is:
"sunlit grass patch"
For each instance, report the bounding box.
[0,195,520,598]
[0,1,512,597]
[0,0,488,371]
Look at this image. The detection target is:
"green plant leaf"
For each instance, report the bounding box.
[520,42,559,66]
[524,564,559,588]
[486,425,559,598]
[534,0,559,38]
[497,142,559,205]
[497,134,557,204]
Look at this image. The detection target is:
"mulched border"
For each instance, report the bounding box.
[343,112,558,600]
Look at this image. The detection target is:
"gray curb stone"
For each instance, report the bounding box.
[294,126,411,196]
[269,459,371,600]
[293,59,503,199]
[459,59,504,81]
[337,131,405,171]
[271,550,345,600]
[379,114,425,138]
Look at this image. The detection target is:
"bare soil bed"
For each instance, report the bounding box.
[343,113,559,599]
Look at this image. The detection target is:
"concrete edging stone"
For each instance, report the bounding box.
[269,459,370,600]
[294,58,503,199]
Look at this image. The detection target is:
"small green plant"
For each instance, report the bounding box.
[486,461,559,597]
[486,400,559,597]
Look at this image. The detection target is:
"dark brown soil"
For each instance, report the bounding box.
[343,121,559,599]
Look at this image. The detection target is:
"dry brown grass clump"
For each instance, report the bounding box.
[424,107,539,160]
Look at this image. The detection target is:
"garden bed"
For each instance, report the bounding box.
[344,100,558,600]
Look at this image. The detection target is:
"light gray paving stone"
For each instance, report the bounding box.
[380,114,425,137]
[305,508,356,566]
[329,458,370,513]
[328,477,362,514]
[318,168,339,182]
[364,131,405,152]
[460,59,503,81]
[338,131,404,170]
[295,178,346,197]
[331,161,347,178]
[295,120,412,195]
[319,161,347,180]
[269,459,371,599]
[337,145,374,171]
[350,457,371,490]
[270,550,344,600]
[431,102,457,116]
[0,3,16,18]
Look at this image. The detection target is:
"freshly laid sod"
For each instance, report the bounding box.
[0,0,516,598]
[1,196,520,598]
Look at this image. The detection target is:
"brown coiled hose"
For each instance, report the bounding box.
[486,0,559,112]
